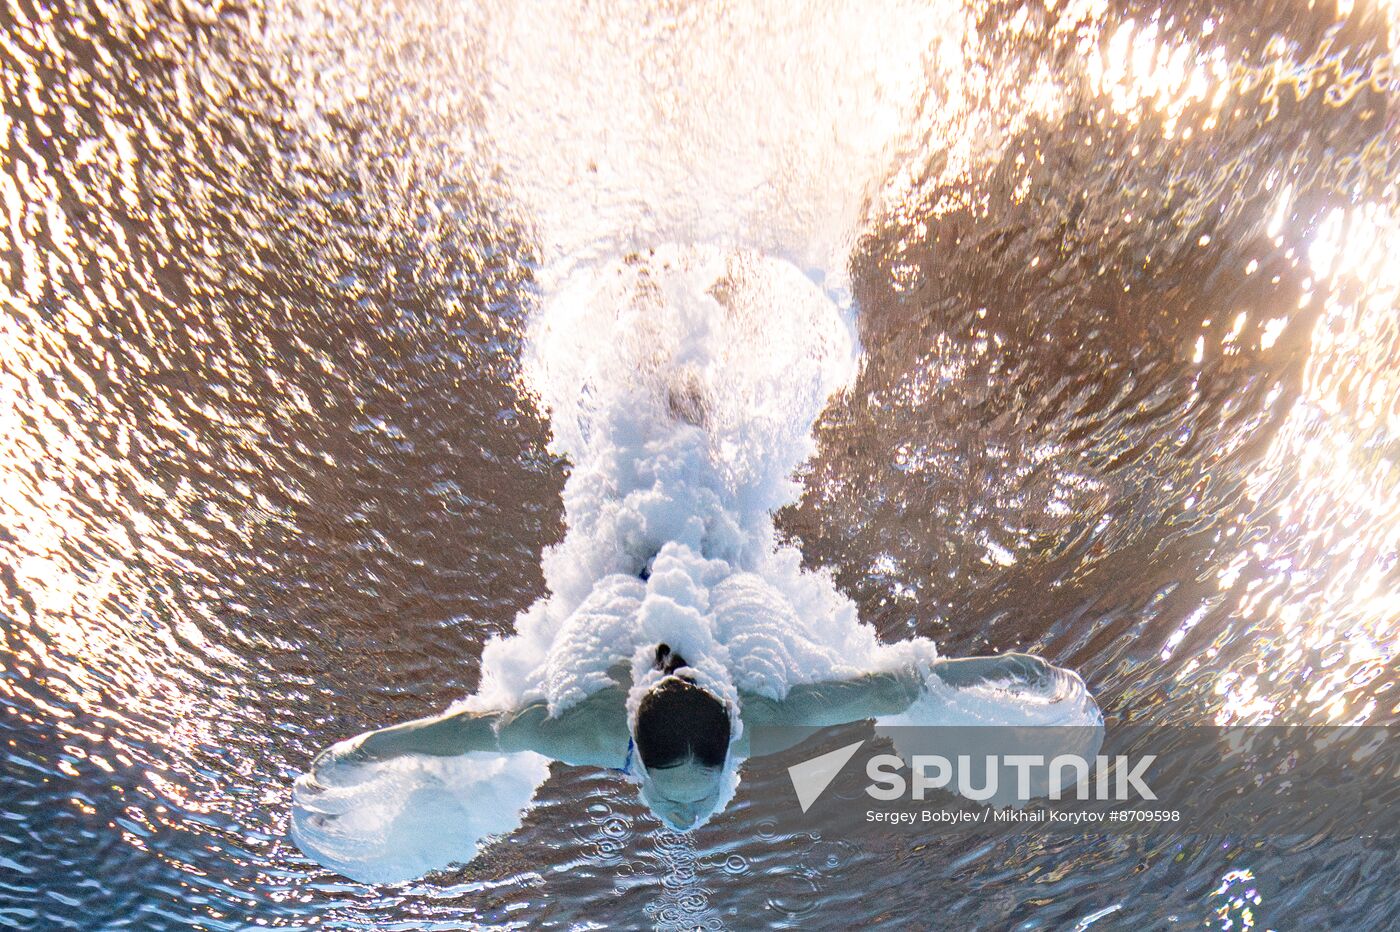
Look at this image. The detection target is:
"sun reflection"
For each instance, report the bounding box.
[1083,17,1229,138]
[0,25,260,827]
[1211,868,1267,931]
[1214,202,1400,724]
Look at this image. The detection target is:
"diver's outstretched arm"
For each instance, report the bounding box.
[928,651,1082,700]
[740,652,1091,731]
[740,669,926,728]
[737,671,928,758]
[312,686,631,775]
[313,708,505,773]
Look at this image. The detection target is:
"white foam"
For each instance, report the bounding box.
[467,247,937,730]
[881,666,1105,731]
[290,745,551,884]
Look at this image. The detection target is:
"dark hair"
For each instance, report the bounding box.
[635,644,730,770]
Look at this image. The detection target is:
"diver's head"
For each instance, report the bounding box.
[634,645,732,830]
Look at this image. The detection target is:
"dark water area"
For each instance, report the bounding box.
[2,0,1397,929]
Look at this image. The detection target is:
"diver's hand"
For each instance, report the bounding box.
[310,734,378,784]
[902,651,1101,731]
[928,652,1056,694]
[974,652,1091,706]
[999,652,1052,687]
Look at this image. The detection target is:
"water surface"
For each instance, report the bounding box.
[2,0,1397,928]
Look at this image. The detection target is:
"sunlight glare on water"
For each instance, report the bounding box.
[1,0,1397,928]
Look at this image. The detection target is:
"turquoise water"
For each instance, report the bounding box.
[2,0,1397,928]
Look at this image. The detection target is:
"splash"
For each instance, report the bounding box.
[466,244,938,734]
[289,0,1106,884]
[460,0,977,719]
[290,750,551,884]
[290,246,946,883]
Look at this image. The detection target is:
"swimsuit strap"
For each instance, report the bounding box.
[613,738,635,772]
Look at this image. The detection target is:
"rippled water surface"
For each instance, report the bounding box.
[3,0,1398,929]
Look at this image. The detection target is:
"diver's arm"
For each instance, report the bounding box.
[494,687,630,769]
[317,686,631,773]
[739,653,1083,729]
[740,669,925,727]
[314,708,505,771]
[928,652,1080,700]
[735,671,924,759]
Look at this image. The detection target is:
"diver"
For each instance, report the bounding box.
[308,641,1088,831]
[293,250,1103,885]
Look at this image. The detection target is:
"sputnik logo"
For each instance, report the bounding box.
[787,740,865,813]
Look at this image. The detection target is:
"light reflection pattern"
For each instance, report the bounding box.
[1,0,1396,928]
